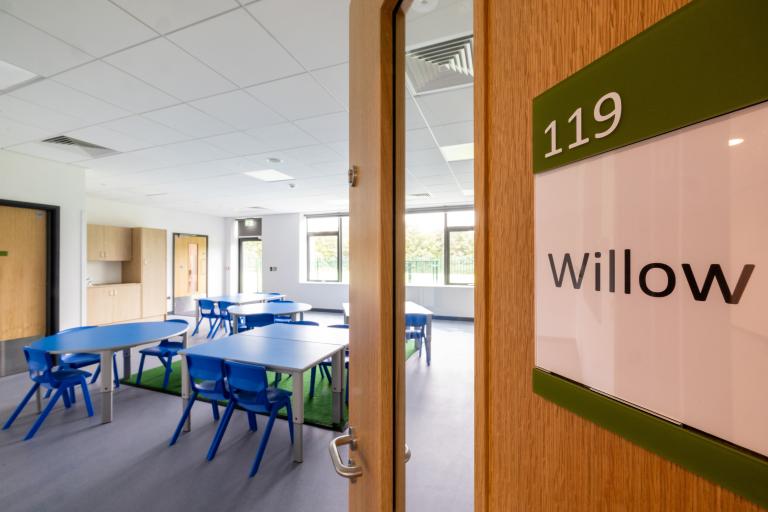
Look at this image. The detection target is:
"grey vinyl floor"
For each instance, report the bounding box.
[0,312,474,512]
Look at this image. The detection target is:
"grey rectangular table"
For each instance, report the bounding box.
[343,301,433,364]
[180,329,348,463]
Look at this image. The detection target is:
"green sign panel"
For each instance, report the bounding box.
[533,0,768,174]
[0,251,7,257]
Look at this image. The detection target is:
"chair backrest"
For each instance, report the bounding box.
[224,361,269,406]
[288,320,319,326]
[272,299,294,304]
[405,314,428,329]
[217,301,235,319]
[243,313,275,329]
[328,324,350,329]
[59,326,97,334]
[23,347,54,383]
[199,299,216,316]
[186,354,227,395]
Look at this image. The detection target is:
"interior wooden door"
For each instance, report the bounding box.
[347,0,404,510]
[0,205,47,375]
[473,0,761,510]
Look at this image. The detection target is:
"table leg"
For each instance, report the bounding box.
[122,348,131,380]
[291,371,304,462]
[181,354,191,432]
[343,312,349,324]
[331,348,344,427]
[426,315,433,365]
[100,351,113,423]
[232,313,239,334]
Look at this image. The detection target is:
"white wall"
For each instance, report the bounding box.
[0,150,86,329]
[86,197,230,309]
[261,213,474,317]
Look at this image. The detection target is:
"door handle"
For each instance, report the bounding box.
[329,429,362,480]
[405,443,411,463]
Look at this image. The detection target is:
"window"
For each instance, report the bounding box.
[405,208,474,286]
[446,210,474,285]
[306,215,348,282]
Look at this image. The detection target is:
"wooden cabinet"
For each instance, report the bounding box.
[123,228,167,318]
[87,224,132,261]
[86,284,142,325]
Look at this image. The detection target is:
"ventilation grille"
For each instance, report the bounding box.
[406,34,473,96]
[408,192,432,198]
[41,135,117,158]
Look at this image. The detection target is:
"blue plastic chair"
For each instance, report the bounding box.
[169,354,234,447]
[405,314,428,363]
[209,361,294,477]
[271,299,295,323]
[44,326,119,403]
[136,319,189,390]
[315,324,350,403]
[191,299,219,338]
[210,301,235,338]
[239,313,275,332]
[3,347,94,440]
[287,320,319,326]
[266,292,283,302]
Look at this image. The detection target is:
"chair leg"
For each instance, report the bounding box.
[112,354,120,389]
[90,364,101,384]
[62,388,72,409]
[162,356,173,390]
[3,383,40,430]
[44,388,53,399]
[249,409,278,477]
[285,400,294,444]
[191,317,204,336]
[24,388,63,441]
[211,401,220,421]
[170,390,198,446]
[80,377,94,417]
[247,411,257,432]
[321,364,332,382]
[208,318,221,339]
[309,367,317,399]
[207,401,236,461]
[273,373,281,386]
[69,386,76,405]
[136,354,146,385]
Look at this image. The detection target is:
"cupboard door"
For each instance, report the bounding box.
[87,224,105,261]
[142,229,167,318]
[104,226,132,261]
[87,287,113,325]
[112,284,141,322]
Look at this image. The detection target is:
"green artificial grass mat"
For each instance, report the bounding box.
[123,340,420,430]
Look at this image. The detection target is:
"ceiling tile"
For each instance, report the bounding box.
[54,61,178,114]
[6,140,91,163]
[0,12,91,76]
[0,0,156,56]
[191,90,284,130]
[414,86,473,127]
[143,104,234,138]
[432,121,473,147]
[407,128,437,151]
[406,148,445,166]
[312,63,349,110]
[279,144,341,166]
[406,97,426,129]
[407,163,451,177]
[247,0,349,70]
[81,147,182,174]
[294,112,348,144]
[246,73,343,121]
[327,141,348,158]
[10,80,130,125]
[449,159,473,174]
[246,122,318,152]
[168,8,302,87]
[112,0,238,34]
[105,38,236,101]
[0,94,85,133]
[99,115,189,147]
[65,125,151,152]
[202,132,270,156]
[0,116,51,148]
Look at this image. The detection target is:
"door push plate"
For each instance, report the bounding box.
[348,166,359,187]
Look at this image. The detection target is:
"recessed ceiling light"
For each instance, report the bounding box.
[266,157,283,164]
[0,60,38,91]
[462,189,474,196]
[728,138,744,147]
[244,169,294,182]
[440,142,474,162]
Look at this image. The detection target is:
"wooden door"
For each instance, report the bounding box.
[173,235,207,300]
[348,0,404,511]
[473,0,760,510]
[87,224,104,260]
[0,206,47,342]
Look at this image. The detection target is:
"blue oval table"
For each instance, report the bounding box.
[31,321,189,424]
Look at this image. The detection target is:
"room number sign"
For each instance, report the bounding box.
[543,92,622,158]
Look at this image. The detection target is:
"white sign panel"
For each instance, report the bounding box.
[535,101,768,458]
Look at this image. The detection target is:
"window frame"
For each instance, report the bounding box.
[445,225,474,286]
[306,215,344,283]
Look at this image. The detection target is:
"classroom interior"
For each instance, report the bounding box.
[0,1,474,511]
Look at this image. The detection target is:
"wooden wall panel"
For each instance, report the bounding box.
[474,0,763,510]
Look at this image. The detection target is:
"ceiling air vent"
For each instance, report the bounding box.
[406,34,473,96]
[408,192,432,198]
[41,135,117,159]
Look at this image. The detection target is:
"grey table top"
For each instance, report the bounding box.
[227,302,312,316]
[197,293,284,305]
[244,323,349,347]
[181,334,341,373]
[342,301,433,317]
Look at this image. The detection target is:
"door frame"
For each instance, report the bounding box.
[0,198,60,337]
[237,236,262,293]
[171,232,209,314]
